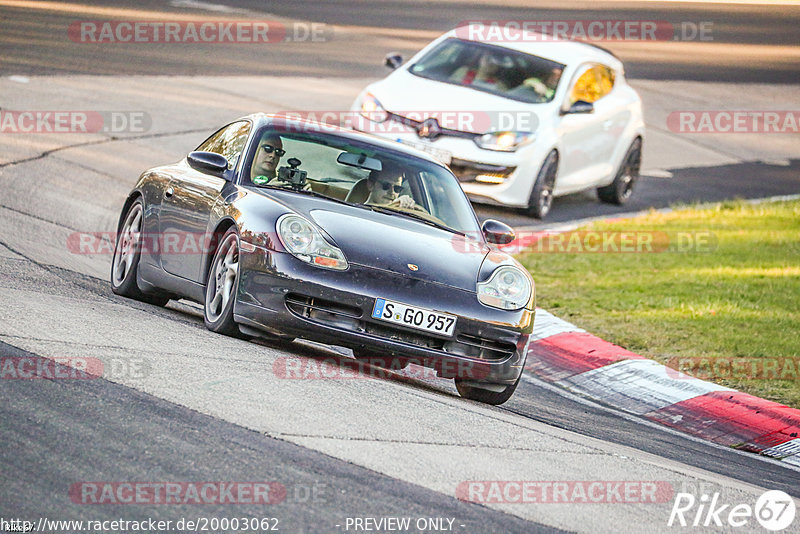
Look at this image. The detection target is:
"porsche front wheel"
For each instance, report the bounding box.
[204,227,243,337]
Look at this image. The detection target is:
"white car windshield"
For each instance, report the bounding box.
[409,38,565,104]
[245,127,482,235]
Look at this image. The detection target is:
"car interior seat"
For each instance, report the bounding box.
[345,178,370,203]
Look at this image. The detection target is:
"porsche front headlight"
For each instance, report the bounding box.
[277,214,348,270]
[477,266,532,310]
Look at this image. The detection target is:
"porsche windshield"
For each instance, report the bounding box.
[409,38,565,104]
[244,127,481,235]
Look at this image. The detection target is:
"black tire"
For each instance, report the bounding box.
[455,373,522,406]
[110,199,170,306]
[203,227,243,337]
[597,137,642,205]
[524,150,558,219]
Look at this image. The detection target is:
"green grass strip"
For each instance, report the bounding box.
[517,199,800,408]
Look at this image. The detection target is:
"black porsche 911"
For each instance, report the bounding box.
[111,114,534,404]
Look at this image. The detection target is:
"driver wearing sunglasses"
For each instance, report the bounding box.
[251,135,286,185]
[365,162,419,210]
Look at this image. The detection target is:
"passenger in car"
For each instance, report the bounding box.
[521,67,563,101]
[450,52,514,91]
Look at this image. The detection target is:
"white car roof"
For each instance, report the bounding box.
[438,24,623,71]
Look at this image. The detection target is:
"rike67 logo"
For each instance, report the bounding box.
[669,490,796,531]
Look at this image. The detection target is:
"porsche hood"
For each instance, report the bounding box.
[308,207,488,292]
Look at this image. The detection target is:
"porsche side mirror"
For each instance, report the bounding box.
[187,151,229,178]
[384,53,403,70]
[561,100,594,115]
[482,219,515,245]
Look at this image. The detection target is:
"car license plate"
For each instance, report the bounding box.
[396,139,452,165]
[372,298,457,337]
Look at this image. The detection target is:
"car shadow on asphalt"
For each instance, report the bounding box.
[257,337,459,398]
[158,297,458,397]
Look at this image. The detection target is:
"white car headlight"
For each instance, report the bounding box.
[277,214,348,271]
[477,266,532,310]
[359,93,388,123]
[474,131,534,152]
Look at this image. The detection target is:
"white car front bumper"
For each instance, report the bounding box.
[353,117,548,209]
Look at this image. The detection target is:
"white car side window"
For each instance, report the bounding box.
[565,63,616,109]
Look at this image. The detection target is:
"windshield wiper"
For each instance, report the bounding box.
[362,205,465,236]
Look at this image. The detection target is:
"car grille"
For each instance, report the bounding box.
[450,158,516,184]
[451,334,517,360]
[285,293,516,361]
[285,294,362,330]
[364,322,445,350]
[388,112,477,141]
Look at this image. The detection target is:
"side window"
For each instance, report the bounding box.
[410,40,464,78]
[594,65,615,98]
[567,64,615,106]
[196,121,251,170]
[420,171,454,223]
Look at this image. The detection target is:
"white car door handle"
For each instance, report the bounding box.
[602,119,613,130]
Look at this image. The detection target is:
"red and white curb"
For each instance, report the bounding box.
[525,308,800,466]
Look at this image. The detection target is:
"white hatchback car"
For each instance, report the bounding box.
[350,26,645,219]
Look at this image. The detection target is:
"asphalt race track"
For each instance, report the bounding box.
[1,1,799,533]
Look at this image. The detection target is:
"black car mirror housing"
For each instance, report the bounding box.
[561,100,594,115]
[482,219,515,245]
[187,151,229,178]
[384,53,403,70]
